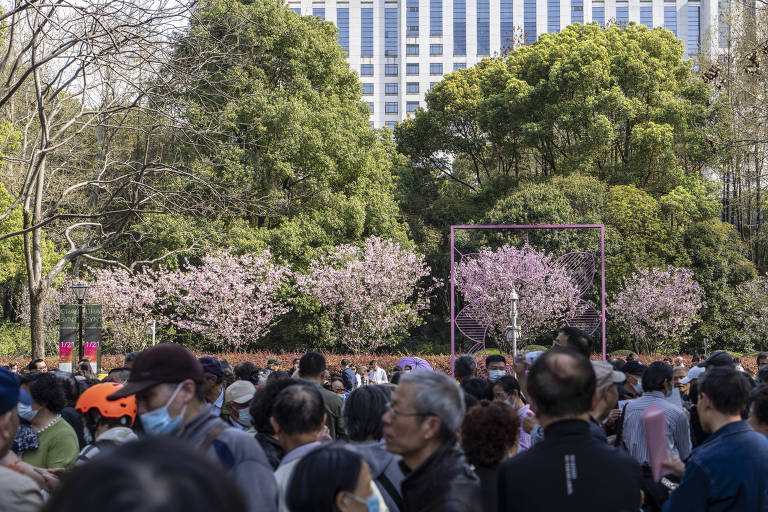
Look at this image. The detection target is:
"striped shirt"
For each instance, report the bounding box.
[622,391,692,465]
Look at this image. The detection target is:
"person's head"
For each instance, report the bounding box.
[554,327,592,358]
[124,351,141,368]
[42,437,247,512]
[460,400,519,468]
[621,360,647,393]
[697,367,753,433]
[642,362,674,394]
[198,356,224,403]
[224,380,256,428]
[756,366,768,385]
[267,370,290,383]
[674,357,684,367]
[299,352,327,380]
[703,351,735,371]
[7,363,18,373]
[287,445,374,512]
[292,358,300,370]
[75,382,137,437]
[390,371,402,385]
[341,359,350,369]
[270,383,326,449]
[76,360,96,379]
[342,385,392,442]
[28,371,68,414]
[492,375,524,406]
[234,362,257,381]
[748,385,768,435]
[460,377,493,401]
[382,371,465,468]
[485,354,507,374]
[404,365,412,372]
[672,366,688,391]
[106,367,132,384]
[757,352,768,370]
[0,368,21,458]
[609,358,625,371]
[526,348,595,424]
[369,359,379,370]
[590,361,624,421]
[331,377,346,395]
[266,359,280,371]
[107,344,206,437]
[249,376,296,435]
[454,355,477,382]
[28,358,47,373]
[691,355,700,364]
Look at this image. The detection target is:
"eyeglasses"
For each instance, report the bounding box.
[385,402,434,419]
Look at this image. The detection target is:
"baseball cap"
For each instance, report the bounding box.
[108,344,204,400]
[198,356,223,377]
[621,360,647,376]
[224,380,256,405]
[592,361,626,390]
[680,365,706,384]
[702,351,734,369]
[0,367,20,414]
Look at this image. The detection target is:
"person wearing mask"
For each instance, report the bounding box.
[299,352,345,440]
[748,384,768,437]
[20,372,80,469]
[107,344,278,512]
[662,368,768,511]
[382,371,481,511]
[331,377,347,398]
[672,366,689,400]
[460,400,519,512]
[74,382,138,465]
[757,352,768,370]
[453,355,477,383]
[287,446,378,512]
[0,368,44,511]
[198,356,225,412]
[223,380,256,430]
[498,348,642,511]
[266,359,280,374]
[271,383,327,512]
[27,359,47,373]
[340,359,357,392]
[589,361,625,443]
[485,354,508,383]
[553,326,593,359]
[621,360,647,398]
[8,363,18,373]
[492,375,533,451]
[343,385,404,512]
[367,360,389,385]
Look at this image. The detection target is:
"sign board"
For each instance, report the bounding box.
[59,304,102,373]
[59,305,78,372]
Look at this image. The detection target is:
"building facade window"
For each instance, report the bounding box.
[385,7,399,56]
[477,0,490,55]
[361,7,374,56]
[385,63,398,76]
[363,83,374,95]
[664,4,677,35]
[407,44,420,55]
[430,44,443,55]
[571,0,583,23]
[430,0,443,35]
[337,8,350,55]
[524,0,536,44]
[370,121,375,129]
[687,5,700,55]
[453,62,467,70]
[640,3,652,28]
[616,3,628,25]
[406,63,420,75]
[385,121,396,129]
[406,82,419,93]
[430,81,438,89]
[290,7,301,14]
[501,0,514,51]
[368,102,374,113]
[548,0,560,33]
[407,101,420,113]
[360,64,374,76]
[454,0,467,55]
[385,102,399,113]
[719,0,729,47]
[385,83,398,95]
[312,7,325,19]
[407,0,419,35]
[430,62,443,74]
[592,4,604,26]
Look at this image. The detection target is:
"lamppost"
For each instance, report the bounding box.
[72,283,89,363]
[506,289,520,360]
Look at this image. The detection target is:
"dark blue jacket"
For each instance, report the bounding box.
[663,420,768,512]
[341,367,356,392]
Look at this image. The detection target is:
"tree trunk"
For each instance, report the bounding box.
[28,286,46,359]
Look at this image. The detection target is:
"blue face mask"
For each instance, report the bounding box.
[488,370,506,383]
[236,408,252,427]
[140,383,187,436]
[18,402,38,422]
[349,492,380,512]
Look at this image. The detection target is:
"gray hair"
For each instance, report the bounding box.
[454,355,477,380]
[398,371,466,437]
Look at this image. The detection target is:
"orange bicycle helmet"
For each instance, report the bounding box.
[75,382,137,425]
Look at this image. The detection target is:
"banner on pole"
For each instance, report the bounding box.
[59,305,77,372]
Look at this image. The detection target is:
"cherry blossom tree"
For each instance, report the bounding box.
[735,276,768,352]
[454,244,582,351]
[610,266,705,354]
[296,236,439,353]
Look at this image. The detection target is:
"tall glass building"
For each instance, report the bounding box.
[288,0,721,127]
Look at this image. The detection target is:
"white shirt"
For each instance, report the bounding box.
[367,367,388,384]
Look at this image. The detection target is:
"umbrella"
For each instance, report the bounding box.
[395,356,433,371]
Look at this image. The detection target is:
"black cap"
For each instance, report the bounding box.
[702,351,734,369]
[108,344,204,400]
[621,360,647,376]
[198,356,223,377]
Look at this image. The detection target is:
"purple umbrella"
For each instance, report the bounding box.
[395,356,433,371]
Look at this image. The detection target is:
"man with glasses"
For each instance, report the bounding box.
[382,371,481,511]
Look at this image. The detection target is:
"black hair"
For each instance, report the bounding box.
[341,359,350,367]
[272,383,325,435]
[299,352,327,379]
[460,377,493,401]
[699,367,753,416]
[558,327,593,358]
[342,385,391,442]
[493,375,523,401]
[28,372,68,413]
[756,367,768,385]
[234,362,257,381]
[757,352,768,366]
[462,390,478,411]
[286,445,364,512]
[106,367,132,384]
[28,358,45,371]
[642,362,673,392]
[42,437,246,512]
[249,376,296,434]
[267,371,290,383]
[485,354,507,367]
[454,355,477,381]
[390,372,402,385]
[124,351,141,363]
[609,358,626,371]
[527,348,596,418]
[749,385,768,426]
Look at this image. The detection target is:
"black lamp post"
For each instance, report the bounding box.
[72,283,89,363]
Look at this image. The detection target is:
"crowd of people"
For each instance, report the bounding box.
[0,328,767,511]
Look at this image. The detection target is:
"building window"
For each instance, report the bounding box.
[361,8,374,56]
[524,0,536,44]
[430,0,443,35]
[430,62,443,75]
[430,81,438,89]
[664,4,677,35]
[406,82,419,93]
[406,0,419,36]
[453,62,467,71]
[501,0,513,50]
[430,44,443,55]
[640,3,652,28]
[547,0,559,33]
[385,7,399,56]
[363,83,374,95]
[687,5,700,56]
[407,101,420,113]
[454,0,466,55]
[337,8,350,55]
[360,64,374,76]
[615,4,628,26]
[406,63,420,75]
[385,121,396,129]
[312,7,325,19]
[407,44,420,55]
[385,102,399,114]
[592,4,604,27]
[385,64,398,76]
[290,7,301,14]
[719,0,729,47]
[385,83,398,95]
[368,102,374,113]
[571,0,583,23]
[370,121,375,129]
[477,0,490,54]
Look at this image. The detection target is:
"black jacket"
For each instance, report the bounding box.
[400,443,482,512]
[498,419,642,512]
[474,465,500,512]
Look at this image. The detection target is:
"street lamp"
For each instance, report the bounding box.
[71,283,89,363]
[506,289,520,360]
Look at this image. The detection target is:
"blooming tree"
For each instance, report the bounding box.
[735,276,768,352]
[296,236,439,353]
[454,244,582,351]
[610,266,705,354]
